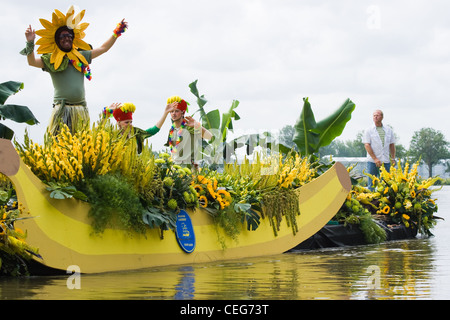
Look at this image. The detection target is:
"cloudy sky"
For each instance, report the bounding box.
[2,0,450,152]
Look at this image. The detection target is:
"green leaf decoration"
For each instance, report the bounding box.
[0,104,40,125]
[0,81,39,139]
[293,97,355,156]
[0,81,24,105]
[0,123,14,140]
[315,98,356,148]
[293,98,319,156]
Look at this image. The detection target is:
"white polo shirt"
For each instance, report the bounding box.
[363,125,395,163]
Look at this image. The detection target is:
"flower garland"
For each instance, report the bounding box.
[113,21,127,38]
[69,59,92,81]
[168,120,186,153]
[102,107,113,118]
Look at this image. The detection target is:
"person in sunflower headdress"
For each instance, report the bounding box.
[104,102,176,154]
[21,6,128,136]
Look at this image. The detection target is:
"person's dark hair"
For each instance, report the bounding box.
[54,26,75,52]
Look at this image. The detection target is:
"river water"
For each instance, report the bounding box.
[1,187,449,300]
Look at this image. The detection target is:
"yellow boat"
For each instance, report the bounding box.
[0,138,351,274]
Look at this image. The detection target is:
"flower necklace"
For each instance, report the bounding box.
[69,59,92,81]
[168,120,186,153]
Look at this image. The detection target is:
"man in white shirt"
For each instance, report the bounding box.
[363,109,396,190]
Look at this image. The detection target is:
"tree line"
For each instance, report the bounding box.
[278,125,450,178]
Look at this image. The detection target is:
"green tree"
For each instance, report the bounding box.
[409,127,450,177]
[319,131,365,157]
[278,125,298,152]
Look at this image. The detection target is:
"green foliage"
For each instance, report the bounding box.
[0,81,39,139]
[292,97,355,156]
[335,191,387,244]
[82,173,147,236]
[0,253,30,277]
[213,206,242,246]
[150,155,199,213]
[1,207,40,276]
[189,80,243,164]
[359,214,387,244]
[45,181,87,201]
[142,206,178,232]
[409,127,450,177]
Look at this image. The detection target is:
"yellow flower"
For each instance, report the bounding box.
[199,195,208,208]
[206,183,217,199]
[217,189,231,198]
[391,182,398,193]
[404,200,412,210]
[197,175,208,184]
[192,184,203,196]
[120,102,136,113]
[167,96,182,104]
[381,205,390,214]
[402,214,410,220]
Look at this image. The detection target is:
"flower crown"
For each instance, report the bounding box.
[167,96,188,112]
[103,102,136,122]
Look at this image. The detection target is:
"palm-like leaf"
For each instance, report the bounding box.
[0,81,39,139]
[293,98,319,156]
[293,97,355,156]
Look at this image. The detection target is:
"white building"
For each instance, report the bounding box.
[330,157,450,179]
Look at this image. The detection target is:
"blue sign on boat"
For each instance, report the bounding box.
[175,210,196,253]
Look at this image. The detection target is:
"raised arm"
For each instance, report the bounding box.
[91,19,128,59]
[155,103,177,129]
[23,25,44,68]
[185,116,213,140]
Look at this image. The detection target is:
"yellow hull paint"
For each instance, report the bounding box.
[0,138,351,274]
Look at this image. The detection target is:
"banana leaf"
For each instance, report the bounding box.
[0,123,14,140]
[293,97,355,156]
[315,98,356,148]
[0,81,39,139]
[189,80,240,139]
[220,100,240,141]
[0,81,24,105]
[0,104,39,125]
[205,109,221,130]
[189,79,208,109]
[293,98,320,156]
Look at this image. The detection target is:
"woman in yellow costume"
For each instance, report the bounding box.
[21,6,128,136]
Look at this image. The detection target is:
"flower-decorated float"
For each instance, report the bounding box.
[0,78,442,275]
[0,131,351,274]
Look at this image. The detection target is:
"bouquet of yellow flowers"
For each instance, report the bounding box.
[366,162,440,236]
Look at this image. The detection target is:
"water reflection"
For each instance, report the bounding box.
[1,187,449,300]
[0,239,442,300]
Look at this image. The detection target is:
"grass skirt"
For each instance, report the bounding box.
[48,102,90,136]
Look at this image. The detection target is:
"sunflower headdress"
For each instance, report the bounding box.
[35,6,92,79]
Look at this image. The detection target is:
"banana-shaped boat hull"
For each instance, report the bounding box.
[0,138,351,274]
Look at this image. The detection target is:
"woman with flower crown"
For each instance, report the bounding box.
[104,102,176,154]
[21,6,128,136]
[165,96,212,167]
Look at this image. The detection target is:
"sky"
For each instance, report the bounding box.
[2,0,450,153]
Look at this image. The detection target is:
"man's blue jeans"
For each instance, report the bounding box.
[367,161,390,191]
